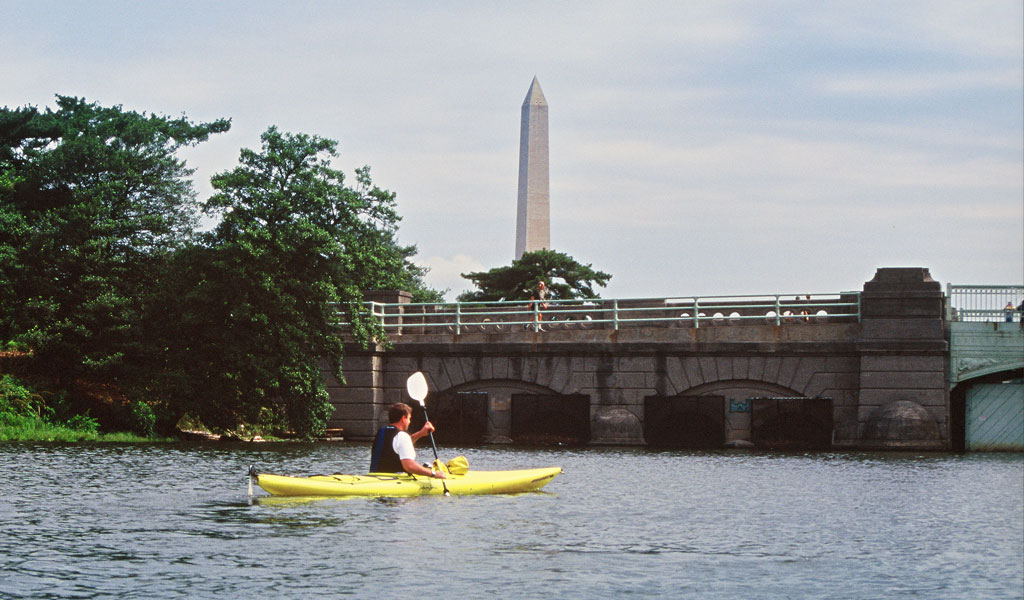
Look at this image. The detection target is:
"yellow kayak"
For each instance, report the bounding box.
[250,466,562,497]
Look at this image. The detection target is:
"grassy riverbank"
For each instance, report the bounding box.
[0,418,163,442]
[0,373,169,442]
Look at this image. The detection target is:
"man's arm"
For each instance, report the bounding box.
[409,421,435,443]
[401,458,446,479]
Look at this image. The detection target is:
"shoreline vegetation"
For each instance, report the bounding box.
[0,371,345,443]
[0,371,158,442]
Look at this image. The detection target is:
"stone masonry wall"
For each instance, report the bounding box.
[326,268,951,450]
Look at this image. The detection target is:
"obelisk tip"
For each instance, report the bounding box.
[523,77,547,106]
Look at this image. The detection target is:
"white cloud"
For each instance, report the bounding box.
[2,0,1021,301]
[421,254,488,300]
[818,69,1023,97]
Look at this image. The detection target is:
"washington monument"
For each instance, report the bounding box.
[514,77,549,259]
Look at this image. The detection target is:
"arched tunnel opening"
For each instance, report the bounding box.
[644,396,725,449]
[750,397,833,450]
[511,394,590,445]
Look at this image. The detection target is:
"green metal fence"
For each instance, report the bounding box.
[353,292,862,335]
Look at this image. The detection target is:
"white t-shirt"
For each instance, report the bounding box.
[392,430,416,461]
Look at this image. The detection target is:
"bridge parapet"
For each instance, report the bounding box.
[357,292,861,335]
[946,284,1023,323]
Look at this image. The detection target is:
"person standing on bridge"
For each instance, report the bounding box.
[369,403,447,479]
[532,280,549,326]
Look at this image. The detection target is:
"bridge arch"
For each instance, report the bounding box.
[415,354,578,397]
[647,379,833,449]
[430,378,590,445]
[681,379,800,400]
[443,378,553,397]
[949,366,1024,451]
[954,359,1024,384]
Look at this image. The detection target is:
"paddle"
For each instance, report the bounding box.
[406,371,450,496]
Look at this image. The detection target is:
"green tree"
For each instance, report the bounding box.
[152,127,432,436]
[458,249,611,302]
[0,96,229,394]
[364,239,445,304]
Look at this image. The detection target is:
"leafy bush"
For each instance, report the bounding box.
[4,340,29,352]
[0,374,42,421]
[65,413,99,434]
[128,401,156,437]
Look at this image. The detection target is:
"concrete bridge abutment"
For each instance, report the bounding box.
[854,268,948,450]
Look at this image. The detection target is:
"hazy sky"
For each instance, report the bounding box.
[3,1,1022,299]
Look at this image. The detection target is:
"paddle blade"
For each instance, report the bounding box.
[406,371,429,405]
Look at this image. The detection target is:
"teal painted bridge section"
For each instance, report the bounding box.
[947,287,1024,451]
[966,384,1024,451]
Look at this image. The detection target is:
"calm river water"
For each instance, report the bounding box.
[0,442,1021,599]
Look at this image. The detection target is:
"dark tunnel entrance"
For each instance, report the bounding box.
[511,394,591,445]
[750,397,833,450]
[644,395,725,449]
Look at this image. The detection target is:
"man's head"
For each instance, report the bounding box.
[388,402,413,427]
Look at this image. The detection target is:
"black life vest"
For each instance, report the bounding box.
[369,426,403,473]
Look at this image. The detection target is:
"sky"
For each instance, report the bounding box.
[2,1,1022,300]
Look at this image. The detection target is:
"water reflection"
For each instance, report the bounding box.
[253,495,363,508]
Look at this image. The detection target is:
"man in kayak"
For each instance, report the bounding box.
[369,403,447,479]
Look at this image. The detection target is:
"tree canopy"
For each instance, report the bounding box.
[1,97,438,438]
[0,96,230,386]
[458,249,612,302]
[151,127,433,435]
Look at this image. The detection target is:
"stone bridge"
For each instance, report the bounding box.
[326,268,1023,451]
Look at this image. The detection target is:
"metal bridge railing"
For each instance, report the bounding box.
[946,284,1024,322]
[348,292,862,335]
